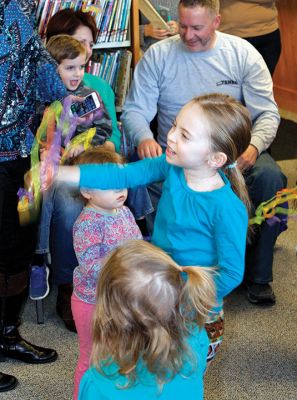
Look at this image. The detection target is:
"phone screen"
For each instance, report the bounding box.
[70,94,99,117]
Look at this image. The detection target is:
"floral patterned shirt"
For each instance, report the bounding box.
[73,206,142,304]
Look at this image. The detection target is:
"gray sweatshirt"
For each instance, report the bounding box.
[121,31,280,154]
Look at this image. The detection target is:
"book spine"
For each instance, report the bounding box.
[101,0,114,43]
[106,0,118,43]
[122,0,132,42]
[111,0,122,43]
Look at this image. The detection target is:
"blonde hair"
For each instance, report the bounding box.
[191,93,252,216]
[46,34,86,64]
[91,240,216,388]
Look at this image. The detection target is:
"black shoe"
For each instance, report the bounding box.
[56,284,77,333]
[0,327,58,364]
[0,372,17,392]
[246,282,276,305]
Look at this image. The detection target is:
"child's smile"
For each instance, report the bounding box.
[57,54,86,92]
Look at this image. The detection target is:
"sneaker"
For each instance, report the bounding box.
[29,265,50,300]
[246,282,276,305]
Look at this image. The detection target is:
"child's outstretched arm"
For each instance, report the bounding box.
[41,154,169,192]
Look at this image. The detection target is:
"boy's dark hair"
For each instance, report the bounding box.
[46,9,98,42]
[46,35,86,64]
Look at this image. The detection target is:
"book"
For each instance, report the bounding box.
[121,0,132,42]
[115,50,132,109]
[139,0,170,30]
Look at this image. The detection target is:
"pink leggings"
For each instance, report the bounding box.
[71,293,96,400]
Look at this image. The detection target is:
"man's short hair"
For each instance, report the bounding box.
[179,0,220,14]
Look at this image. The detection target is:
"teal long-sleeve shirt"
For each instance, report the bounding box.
[80,155,248,310]
[79,326,208,400]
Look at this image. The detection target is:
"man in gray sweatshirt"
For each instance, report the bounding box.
[121,0,287,305]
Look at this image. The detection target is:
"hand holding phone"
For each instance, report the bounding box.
[69,91,101,118]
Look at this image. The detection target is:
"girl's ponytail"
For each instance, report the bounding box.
[224,166,252,216]
[180,266,217,327]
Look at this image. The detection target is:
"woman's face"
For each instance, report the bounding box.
[72,25,94,62]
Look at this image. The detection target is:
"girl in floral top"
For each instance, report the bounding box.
[71,148,142,400]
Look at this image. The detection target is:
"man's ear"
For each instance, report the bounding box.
[213,14,221,30]
[80,189,91,200]
[208,151,227,168]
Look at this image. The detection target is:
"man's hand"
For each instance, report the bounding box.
[137,139,162,159]
[167,20,179,36]
[237,144,259,172]
[144,23,171,40]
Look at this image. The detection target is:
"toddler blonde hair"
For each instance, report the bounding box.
[91,240,216,388]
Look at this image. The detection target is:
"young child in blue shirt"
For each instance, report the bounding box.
[78,240,216,399]
[45,93,251,361]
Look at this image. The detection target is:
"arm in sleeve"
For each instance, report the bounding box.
[79,155,169,190]
[213,203,248,300]
[36,63,67,104]
[242,48,280,154]
[121,48,161,146]
[97,85,121,153]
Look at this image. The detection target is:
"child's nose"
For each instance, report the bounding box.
[168,129,176,142]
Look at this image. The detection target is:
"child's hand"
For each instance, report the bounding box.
[64,143,85,160]
[40,160,57,192]
[102,141,115,152]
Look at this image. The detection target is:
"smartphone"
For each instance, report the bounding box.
[69,91,101,118]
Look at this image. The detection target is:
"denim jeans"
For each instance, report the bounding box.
[244,152,287,284]
[146,152,287,285]
[36,183,83,284]
[36,182,153,285]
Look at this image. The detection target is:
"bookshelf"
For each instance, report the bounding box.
[36,0,141,110]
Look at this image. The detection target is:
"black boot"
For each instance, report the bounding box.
[56,283,77,333]
[0,325,57,363]
[0,372,17,392]
[0,291,58,364]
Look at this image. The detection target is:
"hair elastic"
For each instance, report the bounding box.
[180,270,188,281]
[226,161,238,169]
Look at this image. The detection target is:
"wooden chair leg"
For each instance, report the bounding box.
[35,299,44,324]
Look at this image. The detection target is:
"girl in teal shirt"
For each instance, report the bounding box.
[47,93,252,362]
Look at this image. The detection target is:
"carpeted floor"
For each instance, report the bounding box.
[1,126,296,399]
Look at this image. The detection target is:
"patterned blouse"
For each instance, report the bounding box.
[73,206,142,304]
[0,0,66,161]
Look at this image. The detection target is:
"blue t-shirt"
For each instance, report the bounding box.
[80,155,248,311]
[78,326,208,400]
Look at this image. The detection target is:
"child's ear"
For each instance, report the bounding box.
[208,152,227,168]
[80,189,91,200]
